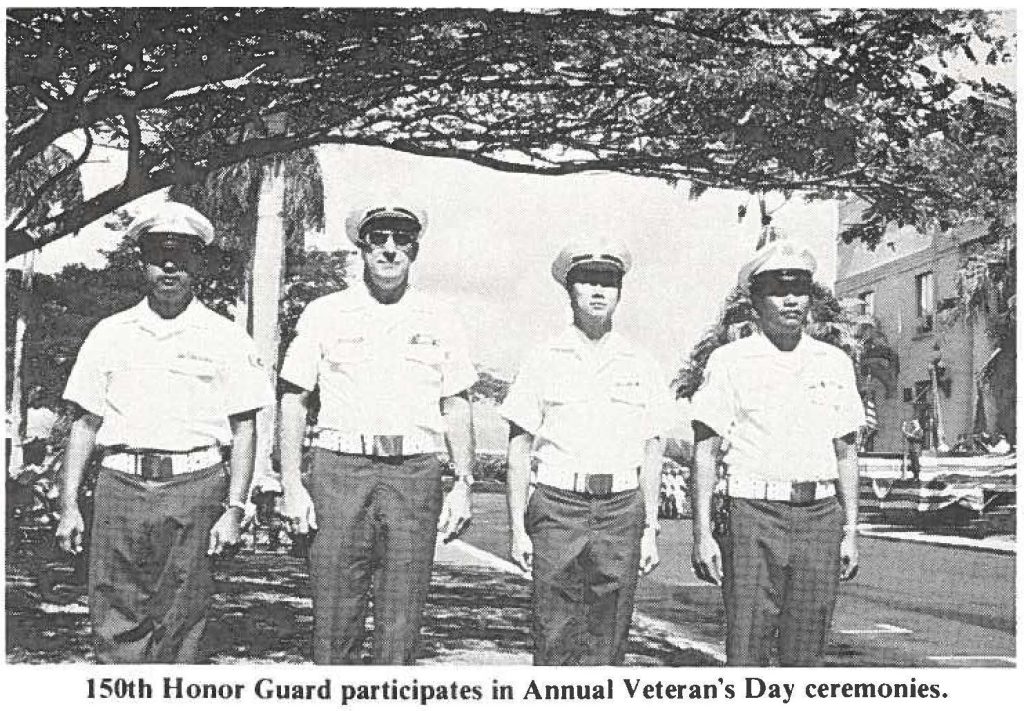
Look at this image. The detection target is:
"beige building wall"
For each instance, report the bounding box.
[835,201,987,452]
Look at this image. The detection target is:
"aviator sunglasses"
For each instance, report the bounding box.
[361,228,418,250]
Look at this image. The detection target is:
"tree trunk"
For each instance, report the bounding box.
[251,163,287,484]
[8,251,36,475]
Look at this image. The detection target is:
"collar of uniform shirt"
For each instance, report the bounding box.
[552,326,639,366]
[751,329,811,357]
[127,297,209,337]
[352,278,430,310]
[565,325,635,352]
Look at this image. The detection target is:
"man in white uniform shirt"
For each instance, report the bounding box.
[689,238,865,666]
[502,239,673,665]
[56,202,273,663]
[278,204,476,665]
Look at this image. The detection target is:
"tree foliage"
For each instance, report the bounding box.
[673,281,856,401]
[5,241,353,411]
[278,249,349,362]
[7,8,1014,259]
[6,144,84,232]
[168,145,324,260]
[5,236,243,408]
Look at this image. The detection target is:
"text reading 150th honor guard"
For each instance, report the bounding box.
[87,677,332,700]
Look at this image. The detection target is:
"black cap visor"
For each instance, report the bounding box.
[567,261,624,288]
[139,233,204,265]
[751,269,813,297]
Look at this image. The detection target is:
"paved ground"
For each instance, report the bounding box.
[462,493,1017,667]
[7,492,1014,666]
[5,526,716,665]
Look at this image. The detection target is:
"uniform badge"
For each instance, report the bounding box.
[176,351,214,364]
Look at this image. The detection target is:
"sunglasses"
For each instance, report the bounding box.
[568,269,622,289]
[753,278,812,298]
[361,229,418,249]
[139,242,203,266]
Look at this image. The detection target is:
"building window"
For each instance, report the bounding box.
[915,272,935,334]
[859,290,875,316]
[915,272,935,317]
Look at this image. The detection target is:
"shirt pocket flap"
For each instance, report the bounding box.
[609,380,646,407]
[167,357,217,381]
[543,382,584,407]
[324,337,365,366]
[404,341,444,367]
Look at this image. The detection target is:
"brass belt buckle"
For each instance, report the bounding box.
[372,435,403,457]
[790,482,815,504]
[140,453,174,480]
[585,473,614,496]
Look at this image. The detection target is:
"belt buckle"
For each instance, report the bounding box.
[584,473,614,496]
[371,435,403,458]
[790,481,816,504]
[140,453,174,481]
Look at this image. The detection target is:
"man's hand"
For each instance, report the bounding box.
[55,506,85,555]
[639,527,660,576]
[840,531,859,581]
[208,508,244,556]
[509,527,533,573]
[691,533,723,585]
[280,481,317,535]
[438,479,472,543]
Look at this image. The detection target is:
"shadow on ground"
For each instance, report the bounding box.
[7,538,717,665]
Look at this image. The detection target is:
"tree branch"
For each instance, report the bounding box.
[123,112,144,190]
[7,128,94,234]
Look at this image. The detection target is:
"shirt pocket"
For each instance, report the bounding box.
[608,380,647,412]
[323,337,366,373]
[731,370,771,414]
[805,373,843,407]
[541,381,583,410]
[106,362,161,412]
[811,380,853,423]
[166,357,219,404]
[403,341,444,389]
[167,357,217,381]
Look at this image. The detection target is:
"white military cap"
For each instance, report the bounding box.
[551,237,633,287]
[126,201,215,246]
[737,229,817,285]
[344,204,429,246]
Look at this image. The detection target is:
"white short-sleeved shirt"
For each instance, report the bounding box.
[500,327,675,474]
[279,285,478,450]
[690,332,866,482]
[63,299,273,451]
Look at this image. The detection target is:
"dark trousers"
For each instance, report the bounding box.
[88,464,227,663]
[718,496,843,667]
[307,449,443,665]
[526,484,644,665]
